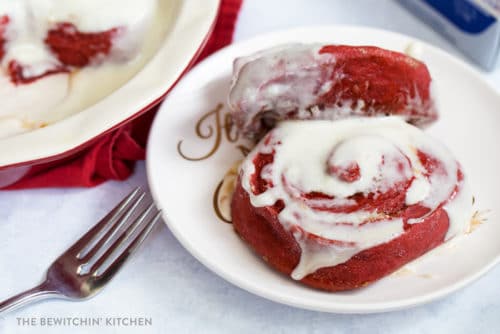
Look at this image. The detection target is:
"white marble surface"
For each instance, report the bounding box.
[1,1,500,333]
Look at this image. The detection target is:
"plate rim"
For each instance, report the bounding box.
[147,24,500,313]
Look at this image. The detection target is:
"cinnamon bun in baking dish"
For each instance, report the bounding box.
[0,0,167,138]
[0,0,155,83]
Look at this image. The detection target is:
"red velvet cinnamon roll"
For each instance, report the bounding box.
[231,117,472,291]
[229,44,437,140]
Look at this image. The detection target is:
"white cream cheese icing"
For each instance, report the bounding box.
[239,117,472,279]
[229,44,335,137]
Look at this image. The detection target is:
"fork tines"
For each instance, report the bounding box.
[67,187,161,278]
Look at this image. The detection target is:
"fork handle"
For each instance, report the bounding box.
[0,281,59,315]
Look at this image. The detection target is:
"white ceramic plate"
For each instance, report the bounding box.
[147,26,500,313]
[0,0,219,167]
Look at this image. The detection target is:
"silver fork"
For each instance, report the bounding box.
[0,187,161,315]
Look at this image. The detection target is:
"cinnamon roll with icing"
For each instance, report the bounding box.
[231,117,472,291]
[229,44,437,140]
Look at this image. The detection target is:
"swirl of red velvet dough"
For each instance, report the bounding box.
[0,16,119,85]
[231,138,464,292]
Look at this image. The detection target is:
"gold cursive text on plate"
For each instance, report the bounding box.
[177,103,252,224]
[177,103,247,161]
[213,181,232,224]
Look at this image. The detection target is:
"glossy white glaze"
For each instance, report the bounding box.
[228,44,335,136]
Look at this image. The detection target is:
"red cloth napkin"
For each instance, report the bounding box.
[6,0,242,189]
